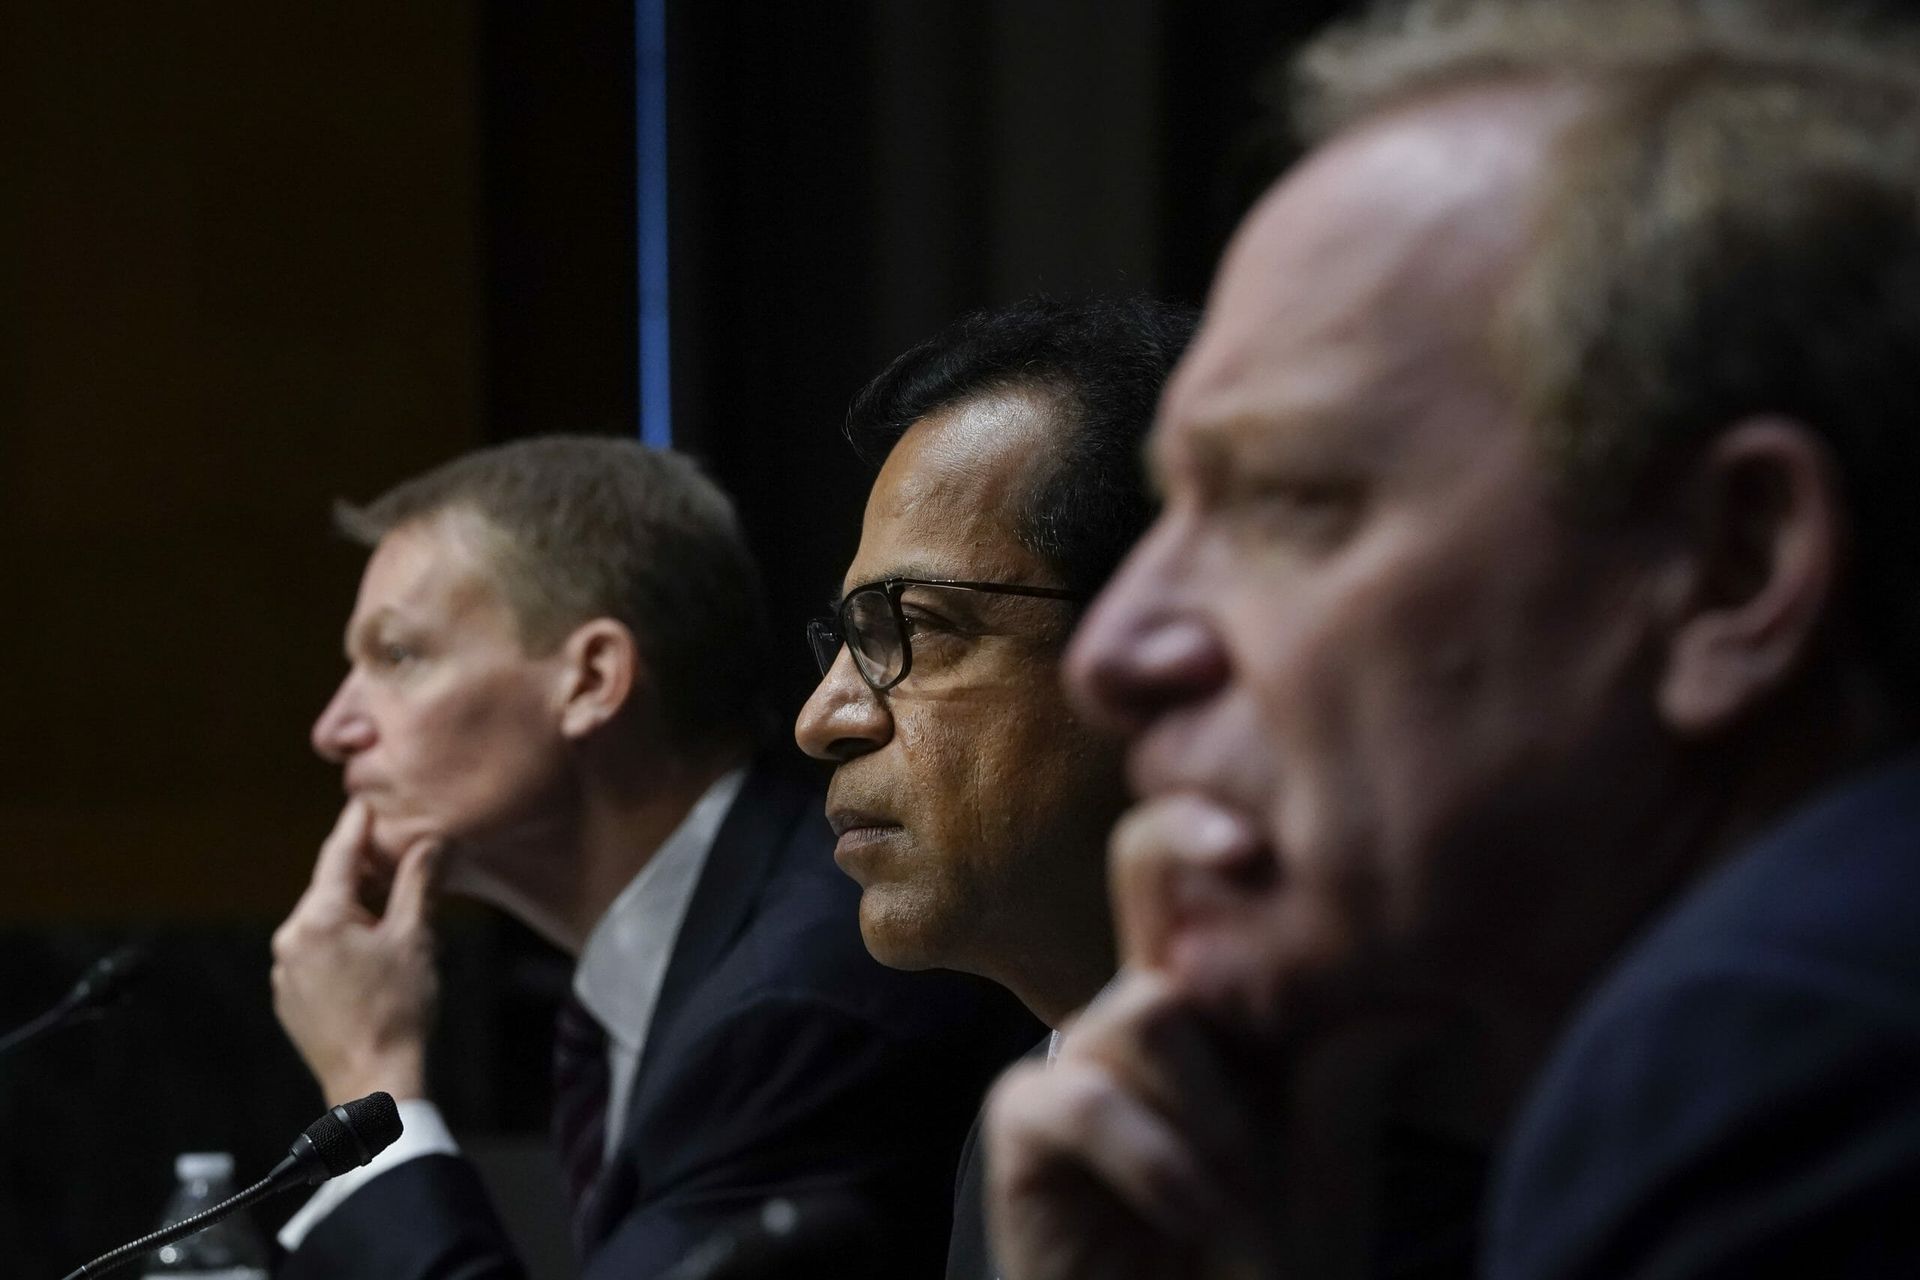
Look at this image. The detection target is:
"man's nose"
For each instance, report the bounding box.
[311,676,374,763]
[1066,527,1228,735]
[794,648,893,763]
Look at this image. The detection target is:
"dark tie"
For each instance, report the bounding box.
[551,992,611,1223]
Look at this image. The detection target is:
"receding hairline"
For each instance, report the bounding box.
[1289,0,1920,145]
[878,381,1078,541]
[870,375,1077,475]
[346,498,593,657]
[1174,77,1586,443]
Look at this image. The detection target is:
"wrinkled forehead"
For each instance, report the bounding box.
[850,390,1062,588]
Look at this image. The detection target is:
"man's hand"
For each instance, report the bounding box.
[985,970,1273,1280]
[271,799,443,1106]
[985,794,1435,1280]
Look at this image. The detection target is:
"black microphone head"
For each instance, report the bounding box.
[71,945,147,1011]
[299,1091,403,1178]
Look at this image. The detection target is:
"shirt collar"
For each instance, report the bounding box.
[573,766,748,1049]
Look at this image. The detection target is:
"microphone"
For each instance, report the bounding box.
[0,946,147,1060]
[660,1193,882,1280]
[59,1092,403,1280]
[263,1090,406,1188]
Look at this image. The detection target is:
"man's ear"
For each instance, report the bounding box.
[1657,418,1844,737]
[556,618,643,741]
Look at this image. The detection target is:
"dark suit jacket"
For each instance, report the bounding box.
[945,1038,1049,1280]
[1486,751,1920,1279]
[281,763,1041,1280]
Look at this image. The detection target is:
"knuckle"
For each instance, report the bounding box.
[1108,806,1154,863]
[1052,1064,1121,1134]
[985,1062,1047,1130]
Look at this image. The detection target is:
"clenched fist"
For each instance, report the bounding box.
[271,799,444,1106]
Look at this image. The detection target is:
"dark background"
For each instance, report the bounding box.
[0,2,1346,1274]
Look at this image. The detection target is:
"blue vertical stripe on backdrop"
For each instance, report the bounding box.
[636,0,671,446]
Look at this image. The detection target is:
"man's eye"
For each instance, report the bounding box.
[899,608,957,636]
[900,613,967,657]
[377,643,418,668]
[1223,483,1361,547]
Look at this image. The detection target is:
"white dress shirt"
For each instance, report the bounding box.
[280,768,747,1250]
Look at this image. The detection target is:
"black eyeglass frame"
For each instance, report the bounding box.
[807,576,1087,693]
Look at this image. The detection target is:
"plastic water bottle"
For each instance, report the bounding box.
[141,1152,269,1279]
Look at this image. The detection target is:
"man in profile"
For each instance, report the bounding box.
[270,436,1036,1278]
[987,3,1920,1277]
[795,296,1195,1278]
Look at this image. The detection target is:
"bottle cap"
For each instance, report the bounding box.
[175,1151,235,1181]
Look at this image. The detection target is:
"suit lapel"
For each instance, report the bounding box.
[644,761,805,1072]
[578,760,811,1250]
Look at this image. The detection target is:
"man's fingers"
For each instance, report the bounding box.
[988,1057,1221,1241]
[308,799,375,898]
[383,837,445,932]
[1063,969,1263,1204]
[1109,795,1265,968]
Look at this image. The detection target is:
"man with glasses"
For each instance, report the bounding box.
[796,295,1196,1279]
[269,436,1036,1280]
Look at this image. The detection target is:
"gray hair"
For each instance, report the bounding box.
[1289,0,1920,723]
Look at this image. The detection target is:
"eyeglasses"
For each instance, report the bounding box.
[807,577,1087,693]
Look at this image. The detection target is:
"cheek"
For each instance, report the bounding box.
[415,683,563,825]
[1215,548,1517,907]
[1230,525,1641,936]
[1221,582,1388,835]
[891,699,1011,872]
[891,684,1116,873]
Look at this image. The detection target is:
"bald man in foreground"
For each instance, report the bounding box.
[988,3,1920,1277]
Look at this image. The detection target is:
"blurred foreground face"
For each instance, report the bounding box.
[797,392,1123,980]
[1068,89,1671,1028]
[311,510,570,865]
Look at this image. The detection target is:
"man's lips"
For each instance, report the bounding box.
[826,810,905,872]
[827,808,903,839]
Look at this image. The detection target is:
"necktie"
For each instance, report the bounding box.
[551,992,611,1223]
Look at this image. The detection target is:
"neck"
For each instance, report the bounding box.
[1482,671,1899,1101]
[564,745,747,954]
[997,935,1118,1029]
[454,739,748,957]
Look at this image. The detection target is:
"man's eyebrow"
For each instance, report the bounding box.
[832,563,957,606]
[1154,410,1323,498]
[342,606,394,656]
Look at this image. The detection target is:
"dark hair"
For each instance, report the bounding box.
[336,435,769,754]
[846,295,1199,595]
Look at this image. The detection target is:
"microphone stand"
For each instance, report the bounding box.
[58,1174,283,1280]
[0,940,142,1059]
[56,1092,402,1280]
[0,996,86,1059]
[0,947,146,1061]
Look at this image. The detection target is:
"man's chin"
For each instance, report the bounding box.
[855,893,952,973]
[364,814,466,891]
[365,810,454,859]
